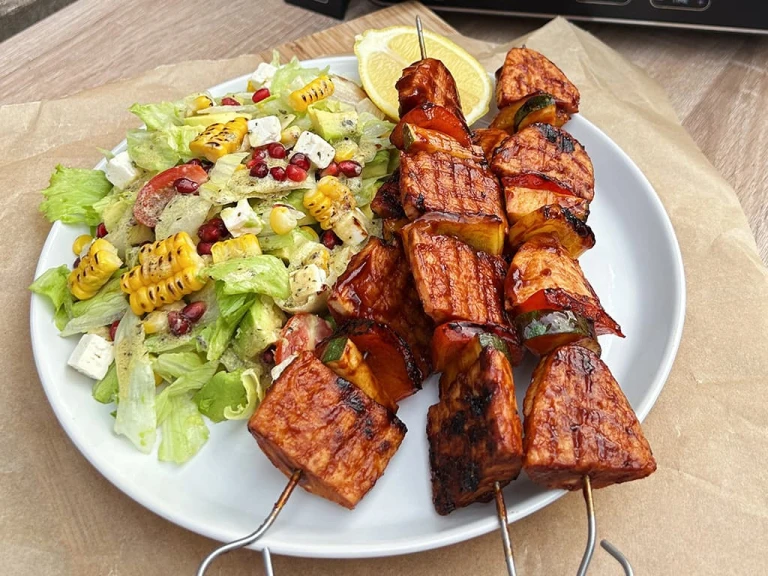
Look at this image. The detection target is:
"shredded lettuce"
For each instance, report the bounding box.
[225,368,265,420]
[39,165,113,226]
[359,112,395,141]
[155,194,212,240]
[206,256,290,299]
[155,361,218,424]
[145,326,203,354]
[193,370,246,423]
[158,393,209,464]
[127,125,202,172]
[207,153,249,188]
[152,352,205,383]
[60,277,129,337]
[29,265,74,331]
[93,189,136,233]
[271,57,328,97]
[92,362,118,404]
[113,311,156,453]
[129,101,185,131]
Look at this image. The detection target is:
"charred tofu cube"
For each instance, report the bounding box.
[508,204,595,258]
[403,222,508,326]
[327,237,433,379]
[491,124,594,205]
[400,150,506,223]
[248,352,407,509]
[506,234,622,336]
[396,58,465,121]
[501,176,590,224]
[523,344,657,490]
[495,47,580,114]
[371,171,405,220]
[428,342,523,515]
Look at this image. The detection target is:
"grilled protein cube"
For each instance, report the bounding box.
[505,234,622,337]
[120,232,206,315]
[495,47,580,114]
[248,352,407,509]
[189,117,249,162]
[399,151,506,223]
[523,344,657,490]
[303,176,356,230]
[402,222,508,326]
[428,340,523,515]
[328,237,433,380]
[68,238,123,300]
[396,58,464,121]
[507,204,595,258]
[472,128,510,163]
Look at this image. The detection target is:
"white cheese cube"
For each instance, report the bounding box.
[289,264,327,306]
[293,131,335,169]
[220,199,263,237]
[249,62,277,89]
[105,151,140,190]
[332,209,369,246]
[247,116,282,148]
[67,334,114,380]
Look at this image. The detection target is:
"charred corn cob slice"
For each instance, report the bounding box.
[303,176,356,230]
[68,239,123,300]
[211,234,262,264]
[288,75,335,112]
[120,232,206,315]
[189,117,248,162]
[191,95,214,113]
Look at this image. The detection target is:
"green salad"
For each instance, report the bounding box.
[30,53,397,463]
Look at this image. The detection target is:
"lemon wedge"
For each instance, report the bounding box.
[354,26,492,125]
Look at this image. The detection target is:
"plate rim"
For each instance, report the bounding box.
[30,54,686,559]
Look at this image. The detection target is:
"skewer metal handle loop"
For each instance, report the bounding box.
[601,540,634,576]
[196,470,301,576]
[576,476,596,576]
[494,482,518,576]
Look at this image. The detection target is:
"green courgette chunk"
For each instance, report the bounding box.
[513,94,556,132]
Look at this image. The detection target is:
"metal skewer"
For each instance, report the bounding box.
[196,470,301,576]
[576,475,635,576]
[416,16,428,60]
[494,482,518,576]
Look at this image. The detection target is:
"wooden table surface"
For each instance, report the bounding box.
[2,0,766,262]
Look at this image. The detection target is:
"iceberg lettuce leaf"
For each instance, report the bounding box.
[39,165,113,226]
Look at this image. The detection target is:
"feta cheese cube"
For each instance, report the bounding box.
[67,333,114,380]
[289,264,327,306]
[293,131,335,169]
[247,116,282,148]
[105,151,140,190]
[249,62,277,90]
[332,209,369,246]
[220,198,264,237]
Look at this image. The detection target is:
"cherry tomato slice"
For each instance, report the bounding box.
[273,314,334,366]
[133,164,209,227]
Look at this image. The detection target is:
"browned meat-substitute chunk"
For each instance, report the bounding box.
[400,151,505,222]
[523,344,657,491]
[402,222,508,326]
[428,342,523,515]
[495,47,580,114]
[327,236,433,378]
[248,352,407,509]
[396,58,465,121]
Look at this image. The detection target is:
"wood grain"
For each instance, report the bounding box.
[1,0,764,261]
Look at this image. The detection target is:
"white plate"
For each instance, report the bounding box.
[30,55,685,559]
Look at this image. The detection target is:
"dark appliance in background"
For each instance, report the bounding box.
[371,1,768,34]
[285,0,351,19]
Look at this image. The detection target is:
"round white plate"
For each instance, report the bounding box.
[31,55,685,559]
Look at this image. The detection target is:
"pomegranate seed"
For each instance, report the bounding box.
[200,159,214,172]
[321,230,342,249]
[186,158,203,167]
[197,241,213,255]
[250,162,269,178]
[109,320,120,342]
[245,158,258,169]
[285,164,307,182]
[270,166,286,181]
[174,177,199,194]
[213,217,229,237]
[252,88,270,103]
[289,153,310,171]
[267,142,286,159]
[262,346,275,365]
[181,301,207,323]
[221,97,240,106]
[338,160,362,178]
[197,223,222,243]
[96,223,107,238]
[73,257,81,269]
[320,162,339,178]
[168,311,192,336]
[252,148,267,162]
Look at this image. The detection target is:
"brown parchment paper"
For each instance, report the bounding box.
[2,8,767,576]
